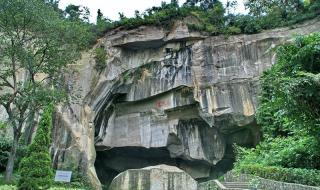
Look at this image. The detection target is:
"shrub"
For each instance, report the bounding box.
[234,33,320,187]
[238,164,320,186]
[94,47,107,71]
[309,1,320,14]
[0,137,11,172]
[224,26,241,35]
[235,136,320,170]
[0,185,16,190]
[18,105,54,190]
[257,33,320,138]
[231,15,261,34]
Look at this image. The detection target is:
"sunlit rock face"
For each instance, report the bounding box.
[50,18,320,189]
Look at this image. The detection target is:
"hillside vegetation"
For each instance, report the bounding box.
[61,0,320,41]
[235,33,320,186]
[95,0,320,36]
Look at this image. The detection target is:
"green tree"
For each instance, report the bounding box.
[0,0,91,181]
[257,33,320,138]
[207,1,225,27]
[245,0,305,18]
[44,0,58,8]
[64,4,91,22]
[171,0,179,7]
[235,33,320,184]
[226,0,238,15]
[95,9,113,36]
[97,9,104,22]
[184,0,220,10]
[18,105,54,190]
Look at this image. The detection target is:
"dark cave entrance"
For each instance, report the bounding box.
[95,147,176,189]
[94,146,235,189]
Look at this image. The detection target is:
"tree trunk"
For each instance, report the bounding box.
[5,135,19,182]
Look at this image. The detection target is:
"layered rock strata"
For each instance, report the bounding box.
[50,18,320,189]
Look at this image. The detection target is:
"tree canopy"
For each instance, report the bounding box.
[0,0,92,181]
[235,33,320,186]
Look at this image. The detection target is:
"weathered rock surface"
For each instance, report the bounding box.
[50,18,320,189]
[110,18,205,50]
[109,165,197,190]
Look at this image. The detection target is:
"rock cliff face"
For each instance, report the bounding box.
[51,18,320,189]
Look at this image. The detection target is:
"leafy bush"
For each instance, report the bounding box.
[234,33,320,186]
[224,26,241,35]
[308,0,320,14]
[235,136,320,170]
[0,185,16,190]
[0,186,87,190]
[238,164,320,186]
[18,105,54,190]
[231,15,262,34]
[0,137,11,172]
[257,33,320,138]
[94,47,107,71]
[53,171,94,190]
[94,0,320,38]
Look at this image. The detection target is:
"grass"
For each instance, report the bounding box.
[0,185,86,190]
[0,173,87,190]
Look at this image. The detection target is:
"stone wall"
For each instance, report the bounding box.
[224,172,320,190]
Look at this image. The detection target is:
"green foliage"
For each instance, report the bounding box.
[241,0,320,33]
[309,0,320,13]
[0,137,11,172]
[0,0,94,180]
[95,9,114,37]
[245,0,306,18]
[0,134,27,173]
[235,137,320,169]
[18,105,54,190]
[113,3,192,30]
[0,0,93,127]
[257,33,320,138]
[64,4,90,23]
[0,185,16,190]
[0,172,87,190]
[52,174,93,190]
[94,47,107,71]
[93,0,319,37]
[238,164,320,186]
[235,33,320,186]
[0,186,86,190]
[223,26,242,35]
[0,122,7,130]
[230,15,262,34]
[184,0,220,10]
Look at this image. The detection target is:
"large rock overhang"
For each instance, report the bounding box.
[92,43,262,188]
[50,18,320,190]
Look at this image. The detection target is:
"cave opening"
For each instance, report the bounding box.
[94,146,235,189]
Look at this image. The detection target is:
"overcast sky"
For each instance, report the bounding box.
[59,0,248,23]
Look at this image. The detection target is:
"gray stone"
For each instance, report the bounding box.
[109,18,205,50]
[223,172,320,190]
[49,18,320,189]
[108,165,198,190]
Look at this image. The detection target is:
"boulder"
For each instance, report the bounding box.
[108,165,198,190]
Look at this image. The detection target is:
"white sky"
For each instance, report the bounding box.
[59,0,248,23]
